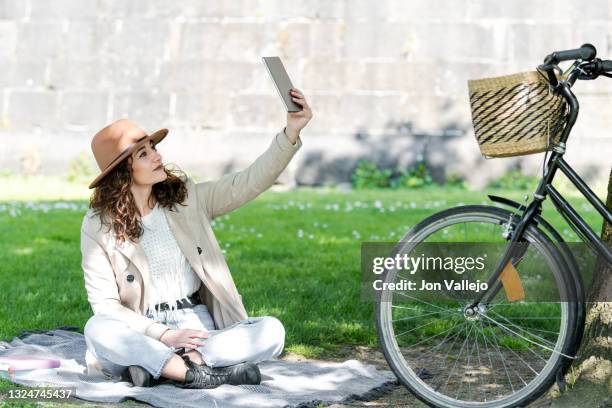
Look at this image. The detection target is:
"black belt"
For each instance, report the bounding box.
[148,291,202,314]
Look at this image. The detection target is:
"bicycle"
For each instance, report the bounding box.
[374,44,612,408]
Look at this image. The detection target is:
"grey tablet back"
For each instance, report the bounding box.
[262,57,303,112]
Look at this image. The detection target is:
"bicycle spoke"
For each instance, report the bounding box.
[476,320,501,400]
[399,319,463,354]
[394,290,458,314]
[483,319,517,392]
[488,325,528,387]
[392,309,451,323]
[478,311,571,358]
[489,310,559,348]
[441,324,473,394]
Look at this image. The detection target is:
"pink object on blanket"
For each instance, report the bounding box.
[0,355,61,372]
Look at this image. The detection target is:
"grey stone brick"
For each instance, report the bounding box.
[274,23,311,59]
[219,23,264,61]
[0,58,48,88]
[112,91,171,129]
[302,93,340,132]
[7,90,58,129]
[99,57,162,91]
[178,23,224,59]
[173,91,230,129]
[29,0,99,19]
[508,23,573,63]
[469,0,572,21]
[16,22,63,59]
[0,21,17,58]
[96,0,157,18]
[65,21,101,57]
[256,0,318,20]
[0,1,27,20]
[314,0,345,19]
[568,0,608,20]
[48,57,102,89]
[159,60,260,93]
[303,60,346,91]
[405,22,508,62]
[228,94,285,128]
[309,22,343,58]
[344,0,389,22]
[59,91,109,128]
[103,19,169,59]
[386,0,470,21]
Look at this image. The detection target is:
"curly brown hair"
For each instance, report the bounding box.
[89,158,189,245]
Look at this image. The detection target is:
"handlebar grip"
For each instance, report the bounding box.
[550,43,597,63]
[601,59,612,72]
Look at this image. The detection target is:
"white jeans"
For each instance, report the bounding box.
[84,304,285,380]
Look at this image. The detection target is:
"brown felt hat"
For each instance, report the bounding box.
[89,119,168,189]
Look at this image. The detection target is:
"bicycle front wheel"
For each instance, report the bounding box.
[375,205,578,408]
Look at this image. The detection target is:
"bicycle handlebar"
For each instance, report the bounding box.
[544,43,597,64]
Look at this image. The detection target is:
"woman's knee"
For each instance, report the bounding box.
[84,314,125,344]
[260,316,285,351]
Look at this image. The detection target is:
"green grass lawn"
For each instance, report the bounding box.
[0,177,606,404]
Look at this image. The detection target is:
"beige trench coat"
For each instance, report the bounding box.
[80,129,302,348]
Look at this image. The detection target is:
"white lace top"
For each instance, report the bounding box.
[139,202,202,322]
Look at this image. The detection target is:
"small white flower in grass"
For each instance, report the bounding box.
[222,249,227,254]
[410,202,416,208]
[257,233,263,238]
[308,234,314,239]
[225,243,231,248]
[297,229,304,238]
[374,200,382,208]
[288,200,295,206]
[352,230,361,239]
[249,227,255,233]
[389,206,395,212]
[322,223,329,229]
[9,208,18,217]
[332,203,339,211]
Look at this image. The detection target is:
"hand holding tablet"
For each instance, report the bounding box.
[262,56,303,112]
[262,56,313,141]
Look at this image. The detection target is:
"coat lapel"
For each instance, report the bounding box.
[115,236,151,312]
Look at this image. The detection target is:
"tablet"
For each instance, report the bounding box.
[262,57,303,112]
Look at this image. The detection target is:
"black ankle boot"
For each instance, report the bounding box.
[175,355,261,389]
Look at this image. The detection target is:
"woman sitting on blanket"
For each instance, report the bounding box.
[80,89,312,388]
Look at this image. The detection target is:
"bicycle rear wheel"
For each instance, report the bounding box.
[375,205,578,408]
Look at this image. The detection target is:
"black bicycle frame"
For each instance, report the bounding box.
[468,80,612,308]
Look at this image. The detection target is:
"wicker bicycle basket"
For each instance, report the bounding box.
[468,71,568,158]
